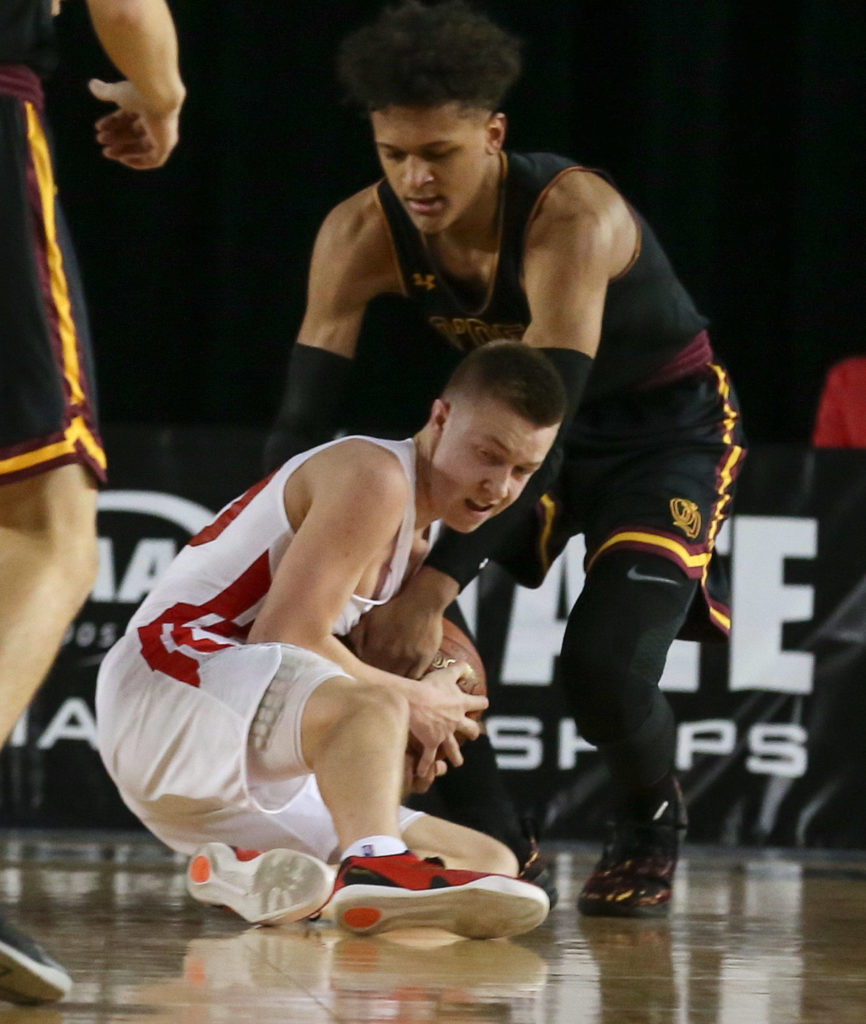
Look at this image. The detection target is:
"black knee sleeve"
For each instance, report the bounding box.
[558,550,698,787]
[597,689,677,789]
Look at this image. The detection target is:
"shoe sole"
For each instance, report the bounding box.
[0,943,71,1005]
[187,842,334,925]
[332,875,549,938]
[577,894,671,918]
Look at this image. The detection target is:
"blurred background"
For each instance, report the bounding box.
[46,0,866,445]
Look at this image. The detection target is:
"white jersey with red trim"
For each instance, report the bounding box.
[122,436,419,688]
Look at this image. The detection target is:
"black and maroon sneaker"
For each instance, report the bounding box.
[578,784,687,918]
[330,852,549,938]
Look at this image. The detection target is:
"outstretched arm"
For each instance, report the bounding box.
[84,0,185,168]
[263,190,403,471]
[248,443,484,772]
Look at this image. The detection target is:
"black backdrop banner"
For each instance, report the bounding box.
[2,429,865,850]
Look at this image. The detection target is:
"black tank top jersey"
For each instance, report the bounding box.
[376,151,709,401]
[0,0,56,77]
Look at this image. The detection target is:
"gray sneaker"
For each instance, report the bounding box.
[186,842,335,925]
[0,914,71,1004]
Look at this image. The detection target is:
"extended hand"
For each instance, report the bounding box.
[89,78,181,169]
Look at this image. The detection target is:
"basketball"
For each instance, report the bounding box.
[428,619,487,719]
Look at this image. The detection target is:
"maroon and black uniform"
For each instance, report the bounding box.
[377,151,746,639]
[265,148,748,858]
[1,1,106,485]
[373,150,747,810]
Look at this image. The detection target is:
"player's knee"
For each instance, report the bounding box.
[558,550,695,744]
[337,680,410,741]
[559,636,660,745]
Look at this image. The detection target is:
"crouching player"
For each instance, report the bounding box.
[95,342,563,937]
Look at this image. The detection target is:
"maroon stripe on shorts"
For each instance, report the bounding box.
[638,330,715,390]
[0,64,44,107]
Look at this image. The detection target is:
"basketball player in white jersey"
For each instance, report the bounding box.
[96,341,564,938]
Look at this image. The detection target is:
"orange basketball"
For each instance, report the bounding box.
[428,619,487,719]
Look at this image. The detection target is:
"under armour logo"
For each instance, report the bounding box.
[412,273,436,291]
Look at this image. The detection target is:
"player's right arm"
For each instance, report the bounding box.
[248,442,485,769]
[263,188,403,471]
[84,0,185,169]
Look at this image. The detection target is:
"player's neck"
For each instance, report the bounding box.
[411,431,437,531]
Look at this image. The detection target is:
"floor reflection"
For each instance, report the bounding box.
[1,836,865,1023]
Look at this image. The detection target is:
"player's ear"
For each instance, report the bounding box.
[485,113,507,154]
[430,397,451,434]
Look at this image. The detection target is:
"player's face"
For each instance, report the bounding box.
[371,104,505,234]
[427,396,558,532]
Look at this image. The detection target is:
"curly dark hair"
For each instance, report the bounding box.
[337,0,523,112]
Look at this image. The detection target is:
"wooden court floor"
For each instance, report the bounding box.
[1,832,865,1023]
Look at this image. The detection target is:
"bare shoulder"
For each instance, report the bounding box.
[286,439,410,534]
[312,186,403,301]
[527,168,636,271]
[316,439,410,503]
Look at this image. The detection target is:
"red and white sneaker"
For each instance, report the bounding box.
[330,852,549,938]
[186,842,334,926]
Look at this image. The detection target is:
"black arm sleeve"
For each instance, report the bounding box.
[424,347,592,589]
[262,344,354,472]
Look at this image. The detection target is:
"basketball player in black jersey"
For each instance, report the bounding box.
[265,0,746,919]
[0,0,184,1002]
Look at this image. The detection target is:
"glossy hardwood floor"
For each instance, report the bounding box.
[1,833,865,1023]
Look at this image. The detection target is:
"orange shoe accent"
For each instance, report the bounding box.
[189,856,212,884]
[342,907,382,930]
[234,848,261,862]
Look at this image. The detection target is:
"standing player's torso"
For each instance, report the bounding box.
[378,150,531,351]
[376,151,709,396]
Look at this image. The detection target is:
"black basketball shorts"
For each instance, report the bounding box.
[497,362,747,640]
[0,76,105,487]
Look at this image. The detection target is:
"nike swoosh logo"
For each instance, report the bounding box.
[627,566,681,586]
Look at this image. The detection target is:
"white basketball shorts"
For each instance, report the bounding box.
[95,637,423,860]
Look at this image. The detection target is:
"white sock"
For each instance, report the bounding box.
[342,835,409,859]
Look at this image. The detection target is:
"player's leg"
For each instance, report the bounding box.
[559,548,695,916]
[0,464,98,743]
[402,811,518,875]
[249,659,548,937]
[255,670,410,849]
[0,91,104,746]
[0,91,104,1004]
